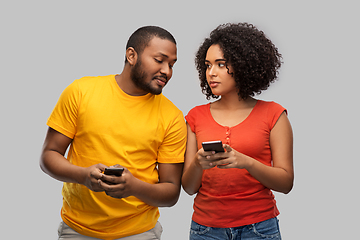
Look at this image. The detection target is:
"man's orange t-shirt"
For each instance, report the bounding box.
[185,100,286,228]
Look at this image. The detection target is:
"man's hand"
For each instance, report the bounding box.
[98,166,138,198]
[98,163,183,207]
[81,163,108,192]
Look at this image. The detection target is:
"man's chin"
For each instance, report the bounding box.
[150,88,162,95]
[148,83,164,95]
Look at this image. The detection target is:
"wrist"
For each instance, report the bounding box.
[243,155,255,171]
[76,167,87,185]
[193,153,203,169]
[128,175,142,197]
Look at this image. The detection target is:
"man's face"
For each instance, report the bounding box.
[130,37,177,95]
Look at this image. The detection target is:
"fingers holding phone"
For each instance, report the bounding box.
[99,166,138,199]
[195,141,225,169]
[101,166,125,185]
[82,163,108,192]
[195,140,237,169]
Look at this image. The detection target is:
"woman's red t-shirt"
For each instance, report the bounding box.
[185,100,286,228]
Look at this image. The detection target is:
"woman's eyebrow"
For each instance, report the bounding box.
[205,59,226,62]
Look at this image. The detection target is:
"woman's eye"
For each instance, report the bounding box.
[218,63,225,67]
[205,64,211,69]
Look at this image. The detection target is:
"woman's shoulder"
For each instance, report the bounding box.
[187,103,210,116]
[256,100,287,127]
[257,99,286,111]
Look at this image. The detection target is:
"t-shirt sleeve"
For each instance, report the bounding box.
[157,111,187,163]
[47,81,80,139]
[185,107,197,133]
[268,102,287,130]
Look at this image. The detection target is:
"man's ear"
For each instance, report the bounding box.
[126,47,138,66]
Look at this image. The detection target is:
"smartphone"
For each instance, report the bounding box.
[202,140,225,153]
[104,167,124,176]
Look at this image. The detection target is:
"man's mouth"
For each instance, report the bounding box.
[154,76,167,87]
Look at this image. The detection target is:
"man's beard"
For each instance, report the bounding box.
[130,59,162,95]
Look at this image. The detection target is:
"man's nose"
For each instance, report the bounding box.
[160,64,172,78]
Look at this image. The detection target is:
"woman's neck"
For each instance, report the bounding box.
[212,94,257,110]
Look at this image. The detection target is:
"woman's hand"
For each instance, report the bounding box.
[194,148,221,169]
[198,144,251,170]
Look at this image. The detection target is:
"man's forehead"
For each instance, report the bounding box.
[145,37,177,58]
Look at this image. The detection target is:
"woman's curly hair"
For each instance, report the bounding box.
[195,23,282,100]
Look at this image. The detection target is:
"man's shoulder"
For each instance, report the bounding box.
[75,75,115,85]
[69,75,115,93]
[156,94,181,112]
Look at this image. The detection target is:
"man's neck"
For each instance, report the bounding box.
[115,70,148,96]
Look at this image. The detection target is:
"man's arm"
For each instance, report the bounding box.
[99,162,183,207]
[40,127,106,192]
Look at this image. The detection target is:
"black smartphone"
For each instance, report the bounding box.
[202,140,225,153]
[104,167,124,176]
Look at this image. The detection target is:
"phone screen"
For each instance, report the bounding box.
[104,168,124,176]
[202,140,225,153]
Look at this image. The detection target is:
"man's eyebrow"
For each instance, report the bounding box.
[159,53,169,58]
[158,52,177,62]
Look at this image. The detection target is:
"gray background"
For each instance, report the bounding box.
[1,0,359,239]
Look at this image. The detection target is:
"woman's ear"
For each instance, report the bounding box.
[126,47,138,66]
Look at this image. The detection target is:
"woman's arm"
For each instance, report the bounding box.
[252,111,294,193]
[181,124,204,195]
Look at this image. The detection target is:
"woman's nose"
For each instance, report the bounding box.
[208,66,217,77]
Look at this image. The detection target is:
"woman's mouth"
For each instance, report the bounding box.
[209,81,219,88]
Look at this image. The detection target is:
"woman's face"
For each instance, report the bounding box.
[205,44,237,97]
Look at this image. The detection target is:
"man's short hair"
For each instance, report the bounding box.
[125,26,176,63]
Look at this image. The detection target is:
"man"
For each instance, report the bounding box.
[40,26,186,240]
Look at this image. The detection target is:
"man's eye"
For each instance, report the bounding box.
[155,58,162,63]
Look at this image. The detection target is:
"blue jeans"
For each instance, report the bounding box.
[190,217,281,240]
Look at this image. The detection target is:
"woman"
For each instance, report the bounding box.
[182,23,293,240]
